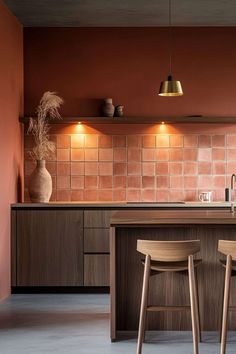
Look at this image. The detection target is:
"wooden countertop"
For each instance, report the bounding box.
[110,209,236,226]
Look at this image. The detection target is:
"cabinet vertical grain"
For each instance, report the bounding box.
[84,254,110,286]
[16,210,83,286]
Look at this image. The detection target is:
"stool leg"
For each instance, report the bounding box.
[220,255,232,354]
[219,283,225,343]
[137,254,150,354]
[188,255,199,354]
[142,272,150,343]
[194,269,202,342]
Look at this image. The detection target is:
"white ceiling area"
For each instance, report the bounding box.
[3,0,236,27]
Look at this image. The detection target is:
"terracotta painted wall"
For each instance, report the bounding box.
[24,28,236,202]
[0,0,23,300]
[24,27,236,117]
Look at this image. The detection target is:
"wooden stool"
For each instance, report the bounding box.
[136,240,201,354]
[218,240,236,354]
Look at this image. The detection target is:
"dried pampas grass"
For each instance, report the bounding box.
[28,91,64,160]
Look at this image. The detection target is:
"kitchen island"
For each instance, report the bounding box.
[110,209,236,340]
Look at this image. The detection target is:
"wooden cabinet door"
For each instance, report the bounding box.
[16,210,83,286]
[84,255,110,286]
[84,228,110,253]
[84,210,111,228]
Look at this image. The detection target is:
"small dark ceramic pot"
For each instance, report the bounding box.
[114,105,124,117]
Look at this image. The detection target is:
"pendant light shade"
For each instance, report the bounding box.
[159,75,183,96]
[158,0,183,97]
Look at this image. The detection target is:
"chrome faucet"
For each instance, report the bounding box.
[231,173,236,189]
[231,174,236,213]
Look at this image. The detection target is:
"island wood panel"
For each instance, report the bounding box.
[16,210,83,286]
[84,228,109,253]
[110,210,236,226]
[113,225,236,338]
[84,254,110,286]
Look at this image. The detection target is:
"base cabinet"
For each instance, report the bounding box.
[12,208,112,288]
[15,210,84,286]
[84,228,109,253]
[83,210,111,287]
[84,255,110,286]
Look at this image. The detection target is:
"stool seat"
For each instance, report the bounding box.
[142,259,202,272]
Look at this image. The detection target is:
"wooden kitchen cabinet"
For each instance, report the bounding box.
[84,228,109,253]
[15,209,83,286]
[11,207,114,289]
[84,210,111,228]
[83,210,111,286]
[84,254,110,286]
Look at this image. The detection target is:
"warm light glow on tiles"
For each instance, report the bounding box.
[150,123,172,134]
[71,123,101,134]
[71,134,85,148]
[159,122,168,132]
[74,123,85,133]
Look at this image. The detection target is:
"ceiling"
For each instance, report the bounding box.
[4,0,236,27]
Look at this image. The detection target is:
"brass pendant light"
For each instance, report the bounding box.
[158,0,183,96]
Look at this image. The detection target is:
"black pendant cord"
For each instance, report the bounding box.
[169,0,173,79]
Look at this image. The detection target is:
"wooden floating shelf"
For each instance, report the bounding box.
[19,116,236,124]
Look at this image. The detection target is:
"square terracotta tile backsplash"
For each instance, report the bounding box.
[24,133,236,202]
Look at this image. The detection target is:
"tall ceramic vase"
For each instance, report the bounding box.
[29,160,52,202]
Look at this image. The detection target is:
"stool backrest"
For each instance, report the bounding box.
[137,240,200,262]
[218,240,236,259]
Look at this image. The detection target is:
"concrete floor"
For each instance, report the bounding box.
[0,294,235,354]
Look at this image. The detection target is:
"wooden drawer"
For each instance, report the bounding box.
[84,228,109,253]
[84,254,110,286]
[84,210,111,228]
